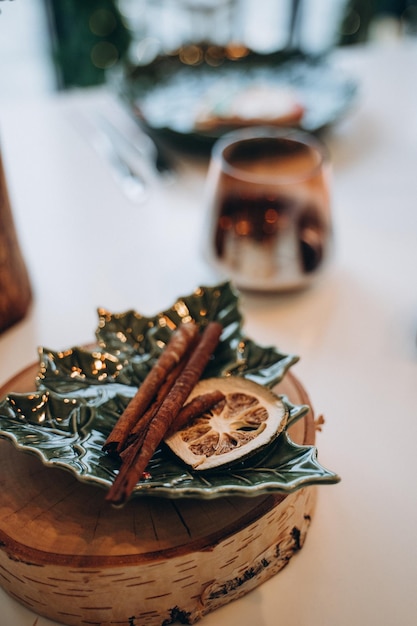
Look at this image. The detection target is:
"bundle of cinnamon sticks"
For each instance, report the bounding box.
[103,320,223,506]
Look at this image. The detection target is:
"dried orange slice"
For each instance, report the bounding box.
[164,377,288,471]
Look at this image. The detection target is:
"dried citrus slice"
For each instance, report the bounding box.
[164,377,288,471]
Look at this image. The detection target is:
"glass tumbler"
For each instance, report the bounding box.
[203,127,332,292]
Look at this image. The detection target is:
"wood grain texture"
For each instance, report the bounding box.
[0,153,32,333]
[0,363,317,625]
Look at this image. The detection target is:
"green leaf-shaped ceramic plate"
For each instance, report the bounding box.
[0,282,340,500]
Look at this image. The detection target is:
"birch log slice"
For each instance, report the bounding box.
[0,363,317,626]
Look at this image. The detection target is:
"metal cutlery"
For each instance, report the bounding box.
[68,100,175,204]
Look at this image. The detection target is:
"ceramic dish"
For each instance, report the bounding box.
[0,282,339,499]
[117,52,357,152]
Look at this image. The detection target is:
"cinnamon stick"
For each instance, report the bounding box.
[106,321,223,506]
[103,322,199,455]
[166,389,225,437]
[122,354,194,454]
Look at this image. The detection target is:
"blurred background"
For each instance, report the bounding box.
[0,0,417,102]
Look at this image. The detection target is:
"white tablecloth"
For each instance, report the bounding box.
[0,41,416,626]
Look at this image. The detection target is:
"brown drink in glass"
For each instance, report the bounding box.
[204,127,332,291]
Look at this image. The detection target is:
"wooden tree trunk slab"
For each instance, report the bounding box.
[0,153,32,333]
[0,363,317,626]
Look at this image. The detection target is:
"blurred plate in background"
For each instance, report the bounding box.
[115,50,357,152]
